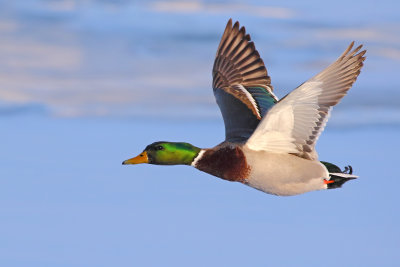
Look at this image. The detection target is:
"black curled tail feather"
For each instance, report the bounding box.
[321,161,358,189]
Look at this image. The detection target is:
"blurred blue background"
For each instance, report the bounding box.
[0,0,399,266]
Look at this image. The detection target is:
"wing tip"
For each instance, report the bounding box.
[345,41,367,58]
[213,19,272,90]
[227,18,233,28]
[233,20,240,30]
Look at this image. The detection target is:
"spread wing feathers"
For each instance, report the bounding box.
[212,19,277,120]
[245,42,366,160]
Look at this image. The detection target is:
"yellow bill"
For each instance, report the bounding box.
[122,151,149,165]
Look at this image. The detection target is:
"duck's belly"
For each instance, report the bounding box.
[242,148,329,196]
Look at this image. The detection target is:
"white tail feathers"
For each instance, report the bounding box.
[329,172,359,179]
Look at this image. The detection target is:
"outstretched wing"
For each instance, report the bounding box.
[245,42,366,160]
[213,19,278,143]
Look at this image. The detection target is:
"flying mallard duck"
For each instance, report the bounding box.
[123,19,365,196]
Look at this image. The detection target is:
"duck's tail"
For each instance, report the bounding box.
[321,161,358,189]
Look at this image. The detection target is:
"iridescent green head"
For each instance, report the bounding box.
[122,142,201,166]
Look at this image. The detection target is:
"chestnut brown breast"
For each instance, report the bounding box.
[195,145,250,183]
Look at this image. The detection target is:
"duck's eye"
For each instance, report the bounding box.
[156,145,164,151]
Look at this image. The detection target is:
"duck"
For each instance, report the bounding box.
[122,19,365,196]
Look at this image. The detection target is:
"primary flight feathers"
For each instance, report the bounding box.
[246,42,366,160]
